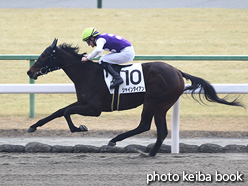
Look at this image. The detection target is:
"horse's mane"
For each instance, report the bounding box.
[58,43,100,68]
[59,43,85,59]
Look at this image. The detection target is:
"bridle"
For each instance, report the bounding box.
[34,41,101,78]
[37,46,83,76]
[38,46,61,75]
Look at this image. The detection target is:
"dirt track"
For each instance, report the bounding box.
[0,153,247,185]
[1,128,248,138]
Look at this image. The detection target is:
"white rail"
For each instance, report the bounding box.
[0,84,75,94]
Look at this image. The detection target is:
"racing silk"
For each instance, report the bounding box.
[86,33,132,60]
[96,33,132,53]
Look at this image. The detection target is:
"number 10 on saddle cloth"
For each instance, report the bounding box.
[104,63,146,95]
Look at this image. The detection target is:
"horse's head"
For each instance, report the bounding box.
[27,38,60,80]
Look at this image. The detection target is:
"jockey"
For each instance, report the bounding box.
[81,27,135,89]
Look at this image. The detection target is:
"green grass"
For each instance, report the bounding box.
[0,8,247,131]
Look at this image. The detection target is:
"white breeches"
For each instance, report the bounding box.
[99,46,135,64]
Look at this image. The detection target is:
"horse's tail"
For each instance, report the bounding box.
[179,70,244,108]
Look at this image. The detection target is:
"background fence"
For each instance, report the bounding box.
[1,54,247,118]
[0,55,247,153]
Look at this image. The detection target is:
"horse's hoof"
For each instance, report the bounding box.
[108,141,116,147]
[79,125,88,132]
[27,127,36,133]
[149,152,156,157]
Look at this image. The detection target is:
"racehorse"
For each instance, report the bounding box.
[27,39,243,156]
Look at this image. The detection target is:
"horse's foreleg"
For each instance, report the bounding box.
[63,105,101,133]
[27,102,80,133]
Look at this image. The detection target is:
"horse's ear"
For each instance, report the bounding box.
[51,38,58,49]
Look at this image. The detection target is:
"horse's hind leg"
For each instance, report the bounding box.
[149,109,168,156]
[108,106,154,146]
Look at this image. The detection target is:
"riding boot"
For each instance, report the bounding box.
[103,63,123,89]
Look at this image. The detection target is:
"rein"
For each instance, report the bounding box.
[38,46,83,75]
[60,61,83,68]
[39,60,82,75]
[38,46,102,76]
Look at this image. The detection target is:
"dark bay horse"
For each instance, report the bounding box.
[27,39,243,156]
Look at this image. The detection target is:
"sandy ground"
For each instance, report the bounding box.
[0,153,247,185]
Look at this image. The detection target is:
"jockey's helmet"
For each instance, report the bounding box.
[82,27,100,41]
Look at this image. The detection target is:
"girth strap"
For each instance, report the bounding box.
[111,85,120,111]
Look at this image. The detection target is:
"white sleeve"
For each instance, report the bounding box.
[87,38,106,60]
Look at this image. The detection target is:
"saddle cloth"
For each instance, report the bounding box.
[103,63,146,95]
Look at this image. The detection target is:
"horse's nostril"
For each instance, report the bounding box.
[27,71,32,76]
